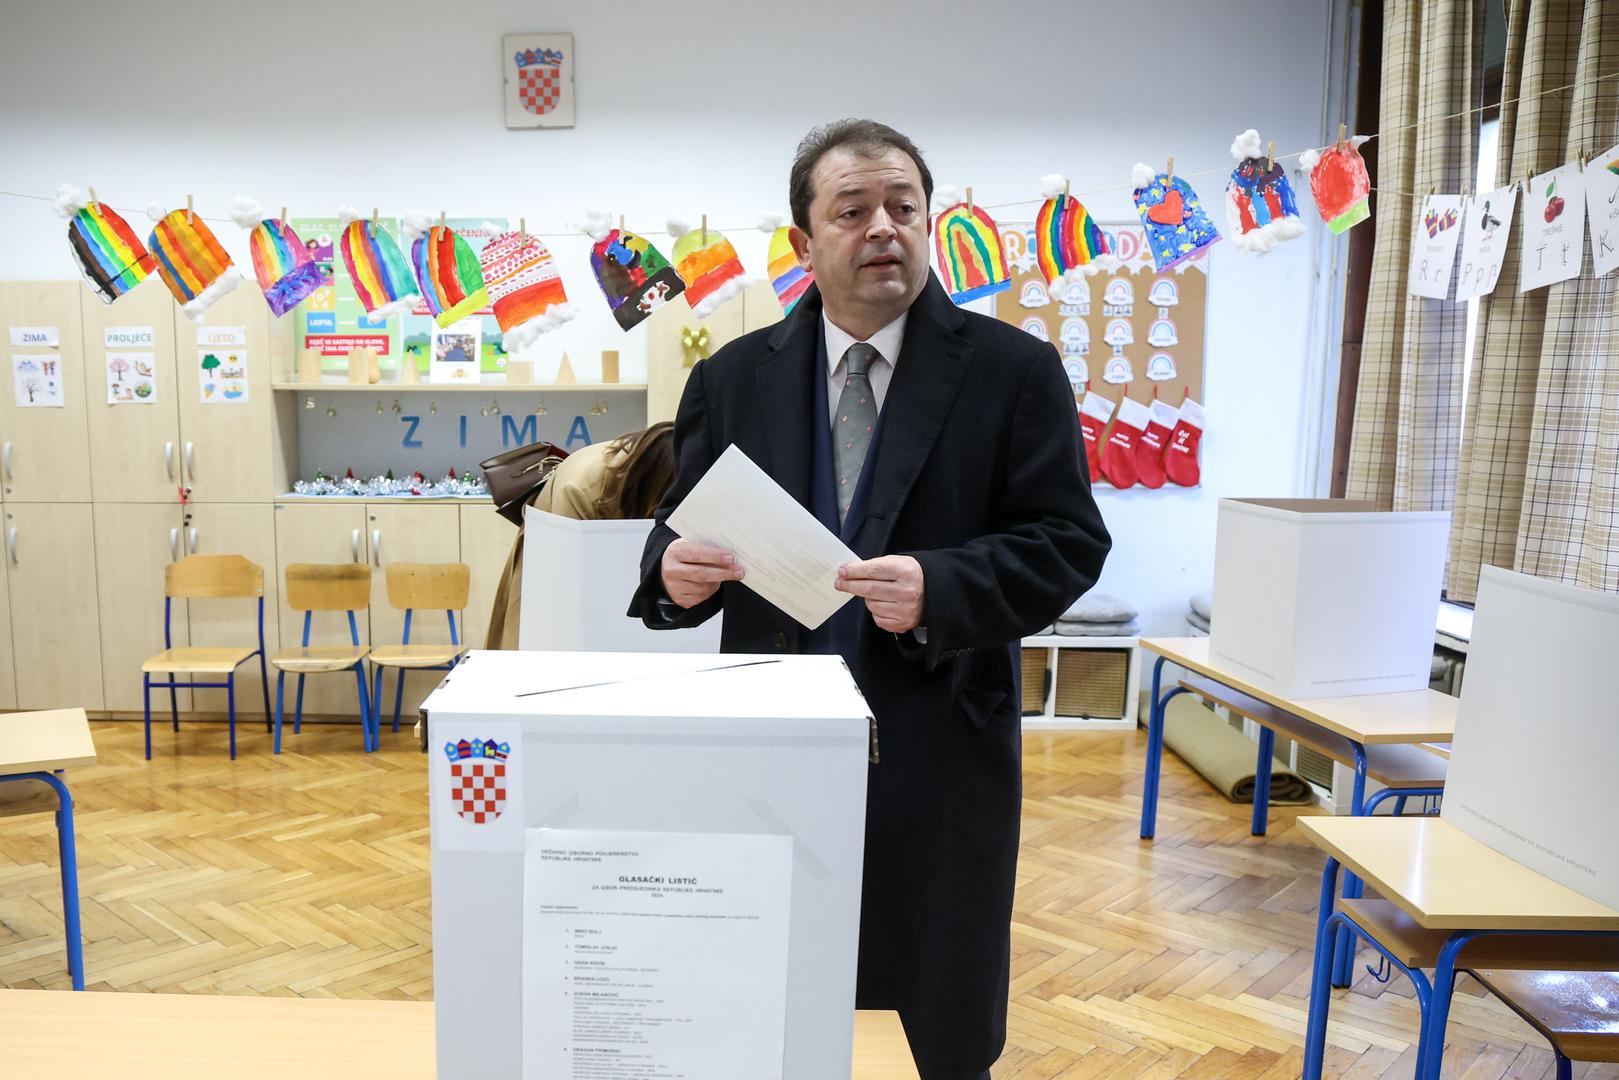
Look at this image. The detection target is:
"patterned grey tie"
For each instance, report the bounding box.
[834,342,880,524]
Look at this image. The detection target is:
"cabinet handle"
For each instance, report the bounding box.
[164,441,175,481]
[2,442,11,483]
[188,528,198,555]
[170,528,179,562]
[351,529,361,564]
[6,528,15,565]
[184,442,195,481]
[372,529,382,567]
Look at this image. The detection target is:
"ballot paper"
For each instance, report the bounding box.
[523,828,794,1080]
[667,444,856,630]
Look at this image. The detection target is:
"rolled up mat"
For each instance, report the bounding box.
[1161,694,1313,804]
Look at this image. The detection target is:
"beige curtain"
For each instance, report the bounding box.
[1346,0,1483,510]
[1447,0,1619,599]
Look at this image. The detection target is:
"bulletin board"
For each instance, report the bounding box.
[994,222,1208,413]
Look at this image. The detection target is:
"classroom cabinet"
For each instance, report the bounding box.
[79,278,185,503]
[4,502,104,710]
[460,504,517,651]
[93,503,189,712]
[184,504,280,717]
[273,502,370,718]
[175,290,276,503]
[0,282,94,502]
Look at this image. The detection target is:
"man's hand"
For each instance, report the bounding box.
[836,555,925,634]
[661,538,744,609]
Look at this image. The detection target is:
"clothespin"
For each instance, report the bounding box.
[1063,178,1071,201]
[701,213,708,244]
[619,214,625,232]
[279,206,287,227]
[186,194,194,224]
[438,210,446,231]
[371,207,379,228]
[1167,156,1174,179]
[1338,122,1348,150]
[88,185,98,204]
[966,187,974,214]
[1266,141,1275,171]
[519,217,526,234]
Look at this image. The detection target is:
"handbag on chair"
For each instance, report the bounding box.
[479,440,569,525]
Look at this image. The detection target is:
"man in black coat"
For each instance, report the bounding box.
[628,119,1110,1078]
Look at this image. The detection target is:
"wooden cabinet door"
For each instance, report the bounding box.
[4,502,104,710]
[79,279,184,503]
[0,528,17,708]
[367,504,462,725]
[176,289,276,503]
[94,503,189,712]
[0,282,95,502]
[185,504,280,718]
[273,503,370,718]
[459,505,518,651]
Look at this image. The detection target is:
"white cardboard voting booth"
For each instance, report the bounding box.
[1442,567,1619,911]
[519,506,722,652]
[1210,498,1449,698]
[423,650,872,1079]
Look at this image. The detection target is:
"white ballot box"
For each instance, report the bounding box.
[1442,567,1619,911]
[519,506,722,652]
[424,650,873,1080]
[1210,498,1449,698]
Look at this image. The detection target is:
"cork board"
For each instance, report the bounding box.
[995,222,1208,413]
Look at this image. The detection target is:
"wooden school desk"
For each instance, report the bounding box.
[1297,816,1619,1080]
[0,991,922,1079]
[0,708,97,991]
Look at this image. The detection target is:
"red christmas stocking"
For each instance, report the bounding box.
[1165,396,1208,487]
[1102,396,1149,489]
[1078,391,1114,482]
[1135,398,1179,489]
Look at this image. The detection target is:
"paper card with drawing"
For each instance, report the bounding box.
[1520,162,1587,291]
[1583,142,1619,279]
[1407,194,1464,299]
[106,352,157,403]
[198,348,249,403]
[667,444,857,630]
[12,355,64,408]
[1455,185,1518,301]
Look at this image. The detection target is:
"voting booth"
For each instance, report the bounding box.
[1210,498,1449,698]
[518,506,722,652]
[1442,567,1619,910]
[423,650,873,1080]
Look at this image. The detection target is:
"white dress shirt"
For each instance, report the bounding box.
[823,311,907,430]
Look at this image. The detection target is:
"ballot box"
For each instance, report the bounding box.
[519,506,722,652]
[424,650,873,1080]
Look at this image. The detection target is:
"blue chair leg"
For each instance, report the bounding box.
[1394,794,1409,816]
[1301,857,1342,1080]
[259,652,272,733]
[1332,748,1372,987]
[273,670,286,755]
[227,673,238,760]
[354,665,372,752]
[50,775,85,991]
[169,672,179,732]
[1141,657,1177,839]
[392,667,407,734]
[1421,931,1480,1080]
[1554,1053,1572,1080]
[1251,725,1276,836]
[371,666,386,753]
[143,672,153,761]
[293,674,306,735]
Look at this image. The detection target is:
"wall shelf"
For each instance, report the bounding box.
[270,381,645,393]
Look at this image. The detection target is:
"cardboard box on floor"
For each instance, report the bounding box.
[1210,498,1449,699]
[422,650,872,1080]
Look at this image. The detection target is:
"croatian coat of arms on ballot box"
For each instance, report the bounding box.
[444,737,511,823]
[503,33,575,129]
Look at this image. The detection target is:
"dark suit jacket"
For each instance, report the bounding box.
[628,276,1110,1078]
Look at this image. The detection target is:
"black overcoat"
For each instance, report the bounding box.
[628,275,1110,1077]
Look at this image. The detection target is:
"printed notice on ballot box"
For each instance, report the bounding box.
[522,828,794,1079]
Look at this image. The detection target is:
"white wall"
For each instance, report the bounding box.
[0,0,1339,633]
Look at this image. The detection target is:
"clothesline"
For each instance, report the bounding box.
[2,67,1615,235]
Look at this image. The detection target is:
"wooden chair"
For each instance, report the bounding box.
[1468,969,1619,1080]
[141,555,271,760]
[368,563,470,751]
[271,564,372,754]
[0,708,97,990]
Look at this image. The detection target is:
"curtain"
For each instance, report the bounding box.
[1345,0,1483,511]
[1446,0,1619,599]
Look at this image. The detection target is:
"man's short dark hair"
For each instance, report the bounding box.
[789,119,934,235]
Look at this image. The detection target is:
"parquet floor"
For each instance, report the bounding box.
[0,719,1609,1079]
